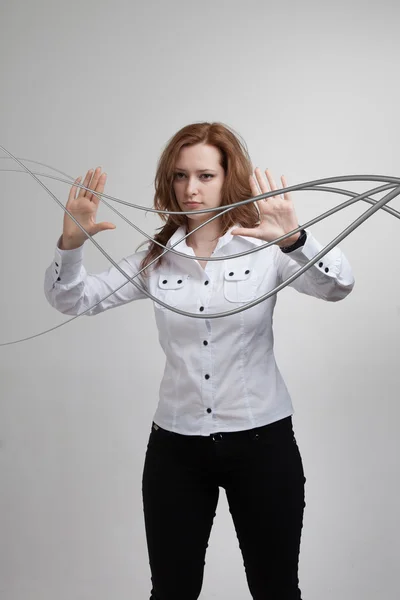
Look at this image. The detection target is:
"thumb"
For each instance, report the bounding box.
[231,227,260,238]
[92,222,116,235]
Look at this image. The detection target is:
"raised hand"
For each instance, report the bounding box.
[231,168,300,247]
[60,167,115,250]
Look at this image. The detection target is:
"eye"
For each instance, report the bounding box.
[200,174,214,181]
[174,172,186,180]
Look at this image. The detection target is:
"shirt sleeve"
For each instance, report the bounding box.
[273,229,355,301]
[44,238,149,316]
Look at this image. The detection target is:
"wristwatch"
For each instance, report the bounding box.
[280,229,307,253]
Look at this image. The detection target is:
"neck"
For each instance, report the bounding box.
[185,218,222,250]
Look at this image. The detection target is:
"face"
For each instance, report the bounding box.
[173,143,225,227]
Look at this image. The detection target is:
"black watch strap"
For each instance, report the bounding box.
[280,229,307,253]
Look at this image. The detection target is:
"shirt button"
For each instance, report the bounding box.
[162,279,167,284]
[229,272,234,276]
[205,374,210,380]
[57,277,61,281]
[177,279,182,284]
[204,281,209,285]
[245,269,250,274]
[318,262,323,268]
[199,306,204,312]
[55,262,59,267]
[325,267,329,273]
[203,340,208,346]
[207,408,212,414]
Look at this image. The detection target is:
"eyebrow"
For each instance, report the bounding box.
[174,168,217,173]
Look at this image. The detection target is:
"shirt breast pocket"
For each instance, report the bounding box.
[223,265,258,303]
[155,273,188,311]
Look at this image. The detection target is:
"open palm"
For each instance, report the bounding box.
[62,167,115,248]
[232,168,300,247]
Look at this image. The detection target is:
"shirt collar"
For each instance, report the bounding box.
[166,224,265,254]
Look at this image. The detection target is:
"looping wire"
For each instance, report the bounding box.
[1,149,399,346]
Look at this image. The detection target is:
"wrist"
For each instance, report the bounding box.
[278,231,301,248]
[59,233,86,250]
[280,229,307,253]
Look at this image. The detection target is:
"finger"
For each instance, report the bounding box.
[86,167,103,202]
[250,172,268,216]
[265,168,278,192]
[249,172,260,192]
[249,170,266,213]
[248,175,262,222]
[68,176,82,205]
[281,175,292,201]
[91,172,107,206]
[254,167,270,195]
[78,169,94,198]
[249,173,261,198]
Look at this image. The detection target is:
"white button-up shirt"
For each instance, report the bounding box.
[44,227,354,436]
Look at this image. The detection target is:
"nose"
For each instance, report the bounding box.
[185,176,199,197]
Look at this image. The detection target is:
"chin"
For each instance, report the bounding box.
[186,214,205,222]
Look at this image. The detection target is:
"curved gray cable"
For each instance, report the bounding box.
[0,181,392,347]
[0,149,399,346]
[1,180,392,347]
[1,154,400,215]
[1,161,400,262]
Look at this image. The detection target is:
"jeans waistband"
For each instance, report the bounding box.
[152,416,293,441]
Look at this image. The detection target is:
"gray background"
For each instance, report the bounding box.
[1,0,399,598]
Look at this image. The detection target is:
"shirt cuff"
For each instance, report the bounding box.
[50,237,85,285]
[284,229,341,278]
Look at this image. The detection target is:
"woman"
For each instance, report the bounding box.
[44,122,354,599]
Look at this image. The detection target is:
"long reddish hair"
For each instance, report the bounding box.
[140,122,259,273]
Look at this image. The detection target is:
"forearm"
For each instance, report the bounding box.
[44,242,149,316]
[275,229,355,301]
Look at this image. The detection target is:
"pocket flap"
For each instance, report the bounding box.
[158,274,187,290]
[224,267,253,282]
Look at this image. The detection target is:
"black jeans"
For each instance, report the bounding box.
[142,416,306,600]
